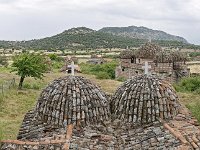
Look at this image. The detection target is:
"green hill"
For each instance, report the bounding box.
[0,27,199,50]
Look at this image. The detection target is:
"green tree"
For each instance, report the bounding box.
[11,53,48,89]
[48,53,59,61]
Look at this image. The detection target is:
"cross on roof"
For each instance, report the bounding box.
[149,37,152,43]
[142,61,151,75]
[68,61,78,75]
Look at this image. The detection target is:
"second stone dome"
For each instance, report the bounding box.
[34,76,110,127]
[111,75,180,125]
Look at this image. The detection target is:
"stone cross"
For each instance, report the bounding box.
[142,61,151,75]
[128,69,131,79]
[68,61,78,75]
[149,37,152,43]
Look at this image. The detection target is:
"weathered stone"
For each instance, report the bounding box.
[1,74,200,150]
[17,76,110,140]
[111,75,180,125]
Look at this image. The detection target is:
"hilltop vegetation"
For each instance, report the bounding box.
[0,27,200,50]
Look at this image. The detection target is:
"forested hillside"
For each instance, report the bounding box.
[0,27,199,50]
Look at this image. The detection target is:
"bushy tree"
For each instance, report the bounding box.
[11,53,48,89]
[48,53,59,61]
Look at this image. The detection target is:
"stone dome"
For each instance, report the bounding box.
[119,50,135,59]
[171,51,188,62]
[34,76,110,127]
[137,42,162,59]
[111,75,180,125]
[154,51,173,63]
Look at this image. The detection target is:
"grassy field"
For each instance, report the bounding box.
[177,92,200,122]
[0,67,200,140]
[188,64,200,74]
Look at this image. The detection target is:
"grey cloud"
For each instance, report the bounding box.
[0,0,199,44]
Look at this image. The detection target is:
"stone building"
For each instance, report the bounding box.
[1,75,200,149]
[115,42,190,82]
[87,54,106,65]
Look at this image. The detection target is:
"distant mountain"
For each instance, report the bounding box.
[17,27,148,50]
[0,26,198,50]
[99,26,188,43]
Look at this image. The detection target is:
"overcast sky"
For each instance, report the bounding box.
[0,0,199,44]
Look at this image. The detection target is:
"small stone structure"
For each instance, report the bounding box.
[87,54,106,65]
[35,76,110,127]
[115,42,190,82]
[1,75,200,149]
[17,76,110,140]
[111,75,180,125]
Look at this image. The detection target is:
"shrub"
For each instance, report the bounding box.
[186,103,200,122]
[32,83,40,90]
[102,54,119,59]
[23,83,32,89]
[80,61,118,79]
[52,61,64,69]
[189,52,200,57]
[48,54,64,62]
[174,77,200,93]
[96,72,110,79]
[23,83,41,90]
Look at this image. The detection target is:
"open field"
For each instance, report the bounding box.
[187,64,200,74]
[0,67,200,141]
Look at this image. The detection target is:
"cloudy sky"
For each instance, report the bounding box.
[0,0,199,44]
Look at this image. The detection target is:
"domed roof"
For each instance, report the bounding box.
[154,51,173,63]
[111,75,180,125]
[137,42,162,59]
[34,76,110,127]
[171,51,188,62]
[119,50,135,59]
